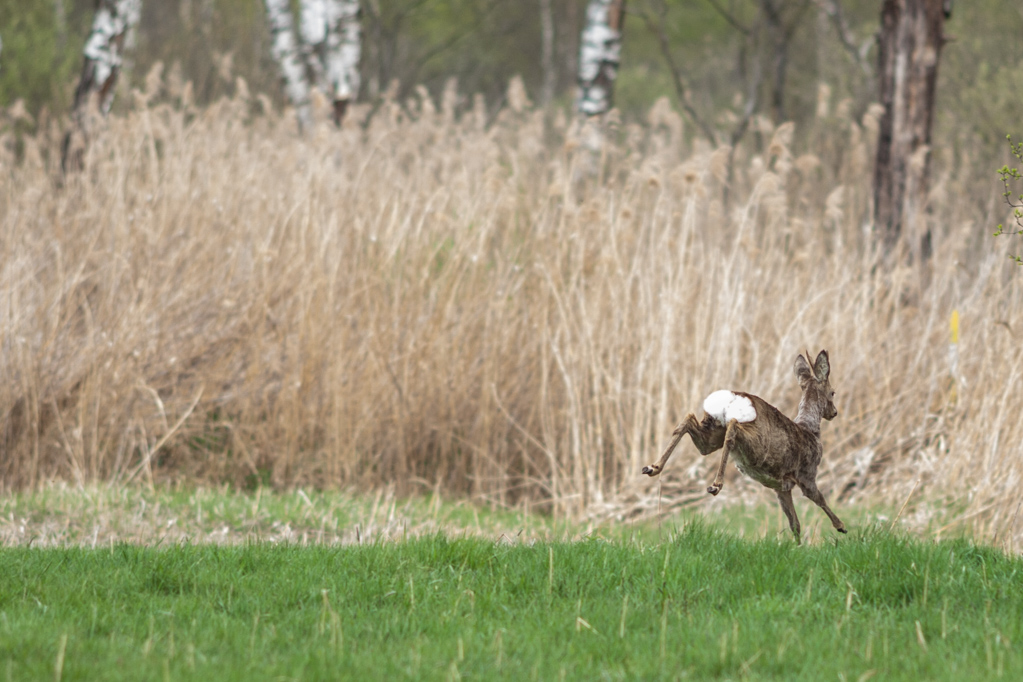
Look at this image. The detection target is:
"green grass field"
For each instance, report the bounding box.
[1,522,1020,681]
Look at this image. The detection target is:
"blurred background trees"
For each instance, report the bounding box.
[0,0,1021,166]
[1,1,1014,130]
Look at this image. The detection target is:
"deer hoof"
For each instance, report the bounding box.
[642,465,661,477]
[837,526,848,534]
[707,484,721,496]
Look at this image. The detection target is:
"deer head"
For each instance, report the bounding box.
[794,350,837,427]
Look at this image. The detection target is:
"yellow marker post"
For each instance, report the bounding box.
[948,309,960,403]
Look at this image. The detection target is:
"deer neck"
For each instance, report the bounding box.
[794,393,824,437]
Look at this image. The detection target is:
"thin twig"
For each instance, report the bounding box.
[126,385,204,489]
[889,479,920,532]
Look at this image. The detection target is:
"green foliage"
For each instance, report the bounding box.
[0,0,89,113]
[139,0,280,107]
[1,0,1021,160]
[617,1,737,120]
[953,60,1023,146]
[0,529,1021,680]
[369,0,539,103]
[995,134,1023,264]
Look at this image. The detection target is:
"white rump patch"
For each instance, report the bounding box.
[703,390,757,426]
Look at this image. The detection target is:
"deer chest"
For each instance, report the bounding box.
[731,444,787,490]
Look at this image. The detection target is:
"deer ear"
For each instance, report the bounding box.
[794,353,813,382]
[814,350,830,381]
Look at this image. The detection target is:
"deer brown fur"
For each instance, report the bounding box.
[642,350,846,543]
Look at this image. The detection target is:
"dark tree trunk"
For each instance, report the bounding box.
[564,0,580,89]
[757,0,812,124]
[762,0,788,122]
[873,0,946,259]
[539,0,556,106]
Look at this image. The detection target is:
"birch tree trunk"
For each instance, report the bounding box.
[265,0,313,133]
[61,0,142,172]
[873,0,946,259]
[300,0,362,126]
[576,0,625,117]
[73,0,140,116]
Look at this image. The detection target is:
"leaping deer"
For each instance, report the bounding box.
[643,350,846,543]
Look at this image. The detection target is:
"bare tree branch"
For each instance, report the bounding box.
[637,1,719,144]
[815,0,872,76]
[364,0,502,108]
[786,0,814,39]
[703,0,750,35]
[397,4,501,103]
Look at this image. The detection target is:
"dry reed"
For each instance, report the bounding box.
[1,74,1021,546]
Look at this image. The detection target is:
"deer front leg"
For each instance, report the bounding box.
[798,480,848,534]
[706,419,739,495]
[643,413,724,476]
[775,489,802,544]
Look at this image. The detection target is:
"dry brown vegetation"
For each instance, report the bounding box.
[2,75,1022,545]
[0,483,558,548]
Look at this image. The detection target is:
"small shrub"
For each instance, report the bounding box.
[995,134,1023,264]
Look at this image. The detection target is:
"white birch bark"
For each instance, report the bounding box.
[576,0,625,117]
[299,0,329,87]
[300,0,361,125]
[265,0,313,132]
[62,0,141,172]
[73,0,142,116]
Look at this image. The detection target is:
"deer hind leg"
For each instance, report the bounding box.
[775,489,802,544]
[798,480,848,534]
[642,413,725,477]
[706,419,739,496]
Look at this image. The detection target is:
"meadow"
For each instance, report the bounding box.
[1,521,1021,681]
[3,9,1023,677]
[2,71,1023,540]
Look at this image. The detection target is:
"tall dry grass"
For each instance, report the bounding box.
[1,76,1022,543]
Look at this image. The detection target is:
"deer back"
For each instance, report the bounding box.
[732,393,821,480]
